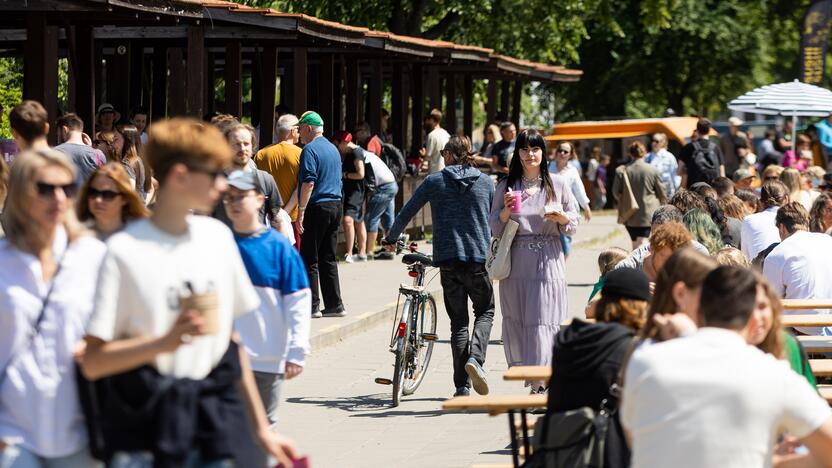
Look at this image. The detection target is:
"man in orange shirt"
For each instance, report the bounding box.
[255,113,302,247]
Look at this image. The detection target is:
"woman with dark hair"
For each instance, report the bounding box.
[76,162,150,240]
[547,268,651,468]
[809,192,832,234]
[490,129,578,393]
[119,125,151,203]
[613,141,668,249]
[548,141,591,257]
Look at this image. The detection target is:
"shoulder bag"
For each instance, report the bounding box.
[617,168,639,224]
[522,337,639,468]
[486,218,518,281]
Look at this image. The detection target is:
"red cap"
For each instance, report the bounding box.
[332,130,352,143]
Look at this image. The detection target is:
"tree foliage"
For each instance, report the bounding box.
[230,0,825,122]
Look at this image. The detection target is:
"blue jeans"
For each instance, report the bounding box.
[0,445,99,468]
[365,182,398,234]
[560,232,572,256]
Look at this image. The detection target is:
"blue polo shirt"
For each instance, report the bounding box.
[298,136,342,205]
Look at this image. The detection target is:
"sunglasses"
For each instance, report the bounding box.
[36,181,78,198]
[88,188,121,201]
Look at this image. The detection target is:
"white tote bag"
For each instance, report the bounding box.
[486,219,519,281]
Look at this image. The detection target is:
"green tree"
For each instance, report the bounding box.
[0,58,23,139]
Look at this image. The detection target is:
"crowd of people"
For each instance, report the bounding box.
[2,92,832,467]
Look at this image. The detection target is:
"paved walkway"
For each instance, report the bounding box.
[279,215,628,467]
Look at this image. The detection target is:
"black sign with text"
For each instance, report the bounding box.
[800,0,832,84]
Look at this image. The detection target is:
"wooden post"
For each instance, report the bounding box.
[445,73,457,134]
[110,42,130,116]
[486,78,497,126]
[24,16,58,143]
[186,26,205,118]
[410,64,424,156]
[427,67,441,111]
[129,42,144,111]
[511,80,522,127]
[259,45,277,147]
[318,54,335,133]
[345,59,359,132]
[368,60,383,135]
[167,48,186,117]
[151,46,167,122]
[224,41,242,118]
[500,80,511,122]
[74,25,96,135]
[333,62,343,130]
[204,52,215,117]
[391,63,406,150]
[292,48,308,114]
[463,74,473,138]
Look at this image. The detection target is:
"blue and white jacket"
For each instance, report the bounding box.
[233,228,311,374]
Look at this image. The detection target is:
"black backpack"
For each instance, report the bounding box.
[363,153,377,193]
[380,143,406,183]
[691,140,720,183]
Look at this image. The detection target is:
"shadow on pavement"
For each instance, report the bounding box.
[285,394,447,419]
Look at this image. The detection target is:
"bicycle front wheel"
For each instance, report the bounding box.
[402,294,437,395]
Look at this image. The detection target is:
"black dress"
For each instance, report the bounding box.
[547,319,633,468]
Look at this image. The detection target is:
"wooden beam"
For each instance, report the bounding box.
[109,43,130,117]
[445,72,457,135]
[167,48,186,117]
[318,54,334,133]
[151,46,167,121]
[23,15,58,144]
[486,78,497,126]
[499,80,510,122]
[224,40,242,118]
[410,63,424,157]
[259,45,277,147]
[186,26,205,118]
[345,59,359,132]
[511,80,522,126]
[129,42,144,111]
[73,25,96,135]
[463,74,473,138]
[391,63,406,150]
[368,60,383,136]
[292,47,308,114]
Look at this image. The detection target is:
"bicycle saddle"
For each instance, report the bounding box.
[402,252,433,266]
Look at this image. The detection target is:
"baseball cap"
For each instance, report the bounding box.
[601,268,650,302]
[227,170,259,192]
[97,103,115,114]
[728,116,744,127]
[297,111,324,127]
[332,130,352,143]
[732,168,753,182]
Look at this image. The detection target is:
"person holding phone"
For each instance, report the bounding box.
[489,129,578,394]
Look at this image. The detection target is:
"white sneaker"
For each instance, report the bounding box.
[344,254,355,263]
[355,255,368,262]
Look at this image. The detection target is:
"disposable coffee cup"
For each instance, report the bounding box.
[180,291,220,335]
[511,190,523,213]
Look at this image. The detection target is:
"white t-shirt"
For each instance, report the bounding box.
[426,127,450,174]
[622,328,831,468]
[740,206,780,260]
[87,216,260,380]
[0,231,106,457]
[763,230,832,335]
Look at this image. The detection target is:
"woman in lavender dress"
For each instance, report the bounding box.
[489,129,579,393]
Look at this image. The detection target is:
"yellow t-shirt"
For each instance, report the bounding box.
[254,142,301,220]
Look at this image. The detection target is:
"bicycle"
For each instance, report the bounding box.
[375,240,438,407]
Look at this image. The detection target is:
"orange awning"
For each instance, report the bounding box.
[544,117,717,145]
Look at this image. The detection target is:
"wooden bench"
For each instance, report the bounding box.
[504,360,831,381]
[443,394,546,467]
[820,385,832,404]
[782,300,832,310]
[782,315,832,328]
[798,336,832,353]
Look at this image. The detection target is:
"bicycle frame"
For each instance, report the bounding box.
[389,260,428,349]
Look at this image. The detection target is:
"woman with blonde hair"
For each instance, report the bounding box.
[718,194,750,220]
[76,162,150,240]
[0,149,106,466]
[481,124,501,159]
[715,246,750,267]
[780,168,814,210]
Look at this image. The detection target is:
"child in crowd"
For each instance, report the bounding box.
[588,247,629,303]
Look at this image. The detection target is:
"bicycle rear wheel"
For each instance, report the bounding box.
[402,294,437,395]
[391,302,411,407]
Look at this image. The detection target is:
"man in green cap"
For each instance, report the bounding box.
[295,111,346,318]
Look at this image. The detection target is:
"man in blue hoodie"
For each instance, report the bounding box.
[383,136,495,397]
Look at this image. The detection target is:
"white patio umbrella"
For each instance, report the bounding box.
[728,79,832,152]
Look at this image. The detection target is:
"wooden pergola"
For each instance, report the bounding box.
[0,0,581,154]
